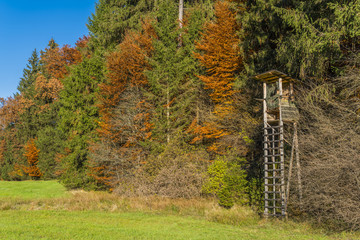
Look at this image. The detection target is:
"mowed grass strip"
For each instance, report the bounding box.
[0,210,345,240]
[0,180,67,199]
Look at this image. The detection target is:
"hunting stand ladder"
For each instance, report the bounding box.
[254,70,300,218]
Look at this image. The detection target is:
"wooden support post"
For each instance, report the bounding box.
[294,123,303,205]
[279,78,286,217]
[290,82,294,101]
[272,132,276,215]
[285,123,296,213]
[263,82,269,217]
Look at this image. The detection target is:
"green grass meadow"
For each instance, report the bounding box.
[0,211,346,240]
[0,180,68,199]
[0,181,358,240]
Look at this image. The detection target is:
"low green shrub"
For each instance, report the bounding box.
[202,155,248,208]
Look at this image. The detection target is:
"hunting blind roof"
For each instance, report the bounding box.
[253,70,296,83]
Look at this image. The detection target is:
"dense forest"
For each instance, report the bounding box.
[0,0,359,230]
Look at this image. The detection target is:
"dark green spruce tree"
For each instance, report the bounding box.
[87,0,155,52]
[16,49,41,143]
[58,56,105,189]
[145,0,207,154]
[0,50,40,180]
[242,0,360,79]
[18,49,40,98]
[14,50,41,179]
[17,41,64,179]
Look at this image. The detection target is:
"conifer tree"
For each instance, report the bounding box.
[58,56,104,189]
[87,0,155,51]
[18,49,40,98]
[38,39,85,179]
[242,0,360,79]
[15,39,84,179]
[47,38,59,49]
[16,50,41,143]
[146,0,205,151]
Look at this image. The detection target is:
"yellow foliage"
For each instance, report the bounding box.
[23,138,42,179]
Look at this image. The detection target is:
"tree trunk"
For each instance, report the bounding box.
[166,82,170,143]
[178,0,184,47]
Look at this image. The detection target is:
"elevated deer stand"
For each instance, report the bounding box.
[254,70,301,218]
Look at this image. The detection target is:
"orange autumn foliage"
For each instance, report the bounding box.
[0,97,20,128]
[36,43,83,108]
[0,95,32,129]
[188,120,228,143]
[101,20,155,108]
[195,0,240,108]
[23,138,42,179]
[41,44,82,79]
[0,139,5,164]
[91,20,156,187]
[190,1,242,153]
[98,20,156,143]
[35,74,63,103]
[0,97,24,178]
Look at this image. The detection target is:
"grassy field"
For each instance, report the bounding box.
[0,210,352,240]
[0,181,358,240]
[0,180,68,199]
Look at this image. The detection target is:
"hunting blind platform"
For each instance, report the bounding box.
[254,70,301,218]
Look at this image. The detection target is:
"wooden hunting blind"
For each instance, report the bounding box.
[254,70,301,218]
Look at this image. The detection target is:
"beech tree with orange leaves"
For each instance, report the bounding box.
[90,20,155,189]
[34,39,83,105]
[0,96,28,180]
[41,41,82,80]
[23,139,42,179]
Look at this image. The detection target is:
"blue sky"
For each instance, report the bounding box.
[0,0,97,99]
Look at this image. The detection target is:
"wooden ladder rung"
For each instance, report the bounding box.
[265,213,286,217]
[265,198,283,201]
[265,169,283,172]
[264,126,281,130]
[265,206,283,209]
[263,148,282,151]
[264,154,283,157]
[264,177,282,179]
[264,162,283,164]
[265,184,284,186]
[264,191,283,194]
[264,133,281,136]
[263,140,283,143]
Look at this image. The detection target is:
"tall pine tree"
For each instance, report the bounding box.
[146,0,205,152]
[87,0,155,52]
[58,56,105,189]
[18,49,40,98]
